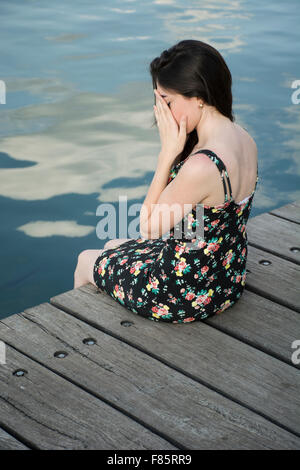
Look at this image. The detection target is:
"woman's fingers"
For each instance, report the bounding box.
[154,92,168,125]
[154,90,175,131]
[154,89,167,109]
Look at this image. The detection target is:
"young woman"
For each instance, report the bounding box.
[74,39,259,323]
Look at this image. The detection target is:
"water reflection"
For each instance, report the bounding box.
[0,82,158,202]
[0,152,36,169]
[0,0,299,318]
[17,220,95,238]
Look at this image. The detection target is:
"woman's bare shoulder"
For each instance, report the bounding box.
[234,122,257,154]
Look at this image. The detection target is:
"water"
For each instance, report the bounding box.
[0,0,299,319]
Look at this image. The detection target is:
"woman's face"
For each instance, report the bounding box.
[155,82,201,134]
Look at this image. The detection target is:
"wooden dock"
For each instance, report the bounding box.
[0,201,300,450]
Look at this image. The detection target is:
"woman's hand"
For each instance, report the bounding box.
[153,89,187,164]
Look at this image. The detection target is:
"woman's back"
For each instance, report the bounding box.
[190,121,258,207]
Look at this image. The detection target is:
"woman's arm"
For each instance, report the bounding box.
[139,150,174,238]
[139,153,211,240]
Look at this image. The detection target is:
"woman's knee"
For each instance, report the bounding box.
[104,238,131,250]
[76,249,91,269]
[75,249,104,285]
[75,249,102,274]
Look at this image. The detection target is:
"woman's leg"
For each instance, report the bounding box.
[74,249,106,289]
[74,239,133,289]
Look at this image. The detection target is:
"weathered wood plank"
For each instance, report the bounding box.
[0,427,29,450]
[245,245,300,312]
[247,213,300,264]
[0,344,176,450]
[269,203,300,224]
[2,304,299,449]
[205,289,300,367]
[50,285,300,437]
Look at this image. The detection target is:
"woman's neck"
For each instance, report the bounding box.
[194,108,231,150]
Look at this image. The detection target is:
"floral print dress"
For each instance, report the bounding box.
[93,149,259,323]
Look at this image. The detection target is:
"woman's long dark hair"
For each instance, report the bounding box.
[149,39,235,164]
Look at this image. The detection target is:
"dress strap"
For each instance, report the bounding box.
[192,149,233,203]
[255,159,259,188]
